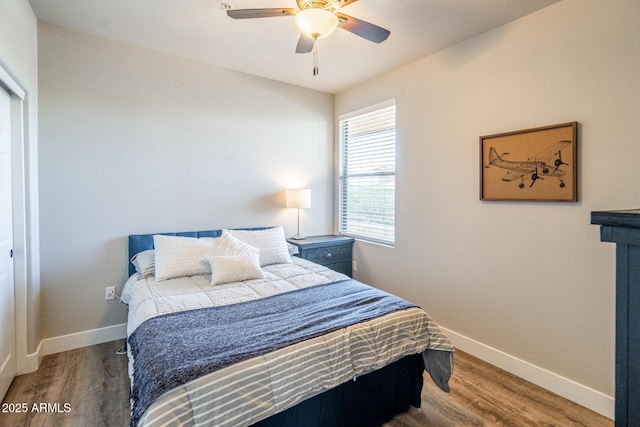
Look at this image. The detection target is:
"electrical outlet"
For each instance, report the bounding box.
[105,286,116,301]
[352,260,357,272]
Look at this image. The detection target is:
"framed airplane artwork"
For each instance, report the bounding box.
[480,122,578,202]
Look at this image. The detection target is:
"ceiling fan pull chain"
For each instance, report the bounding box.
[313,41,319,75]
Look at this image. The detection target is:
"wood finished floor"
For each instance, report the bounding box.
[384,351,612,427]
[1,339,612,427]
[1,339,130,427]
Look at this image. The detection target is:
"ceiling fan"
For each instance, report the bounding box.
[226,0,390,74]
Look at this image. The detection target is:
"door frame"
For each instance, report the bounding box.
[0,63,34,375]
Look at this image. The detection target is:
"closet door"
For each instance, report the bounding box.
[0,86,15,399]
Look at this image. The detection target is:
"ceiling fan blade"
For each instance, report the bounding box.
[336,13,390,43]
[227,8,296,19]
[295,34,315,54]
[336,0,359,7]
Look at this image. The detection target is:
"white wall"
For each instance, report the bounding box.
[0,0,41,366]
[37,23,335,339]
[336,0,640,409]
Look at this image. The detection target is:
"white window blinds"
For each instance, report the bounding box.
[339,100,396,246]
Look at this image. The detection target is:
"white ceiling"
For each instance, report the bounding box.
[28,0,560,94]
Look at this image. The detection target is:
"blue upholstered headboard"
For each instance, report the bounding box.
[128,227,270,276]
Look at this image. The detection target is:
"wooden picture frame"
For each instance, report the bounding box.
[480,122,577,202]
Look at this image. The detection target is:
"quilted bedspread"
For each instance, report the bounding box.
[122,257,454,427]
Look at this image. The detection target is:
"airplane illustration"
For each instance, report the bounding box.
[484,140,572,189]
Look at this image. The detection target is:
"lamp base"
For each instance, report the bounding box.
[290,234,307,240]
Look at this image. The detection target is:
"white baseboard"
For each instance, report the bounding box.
[441,327,614,420]
[21,340,44,374]
[23,323,614,420]
[20,323,127,375]
[40,323,127,357]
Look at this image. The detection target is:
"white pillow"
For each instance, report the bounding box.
[130,249,155,278]
[199,232,263,285]
[201,254,265,286]
[153,235,214,281]
[224,227,292,266]
[205,232,260,258]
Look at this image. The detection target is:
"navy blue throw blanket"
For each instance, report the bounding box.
[128,279,417,426]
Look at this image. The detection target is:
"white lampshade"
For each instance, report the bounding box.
[286,189,311,209]
[294,8,338,39]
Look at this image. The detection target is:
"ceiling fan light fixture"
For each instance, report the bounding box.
[294,8,338,39]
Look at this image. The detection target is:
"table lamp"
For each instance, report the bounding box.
[286,189,311,240]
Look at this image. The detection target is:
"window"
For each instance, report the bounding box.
[339,100,396,246]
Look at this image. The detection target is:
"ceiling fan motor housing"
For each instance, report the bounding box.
[296,0,342,12]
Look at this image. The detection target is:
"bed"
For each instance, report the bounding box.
[122,226,454,427]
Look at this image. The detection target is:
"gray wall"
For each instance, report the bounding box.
[37,23,335,339]
[336,0,640,398]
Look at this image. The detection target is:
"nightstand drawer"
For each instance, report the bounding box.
[305,245,351,264]
[323,261,351,276]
